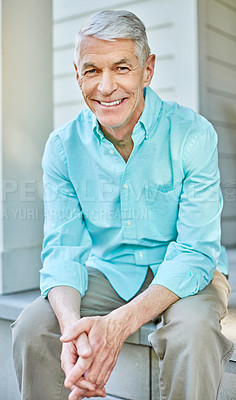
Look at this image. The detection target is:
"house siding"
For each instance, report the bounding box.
[198,0,236,246]
[52,0,236,246]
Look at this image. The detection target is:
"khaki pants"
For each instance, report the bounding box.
[11,268,234,400]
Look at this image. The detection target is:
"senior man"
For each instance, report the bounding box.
[12,10,233,400]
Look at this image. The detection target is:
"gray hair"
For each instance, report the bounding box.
[74,10,151,67]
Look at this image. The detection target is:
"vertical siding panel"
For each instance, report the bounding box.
[198,0,236,246]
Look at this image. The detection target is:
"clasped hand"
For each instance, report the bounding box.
[60,313,128,400]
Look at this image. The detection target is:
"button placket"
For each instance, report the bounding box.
[120,175,137,240]
[102,141,125,173]
[134,249,148,265]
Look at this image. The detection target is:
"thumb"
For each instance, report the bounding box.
[60,317,92,342]
[76,332,92,357]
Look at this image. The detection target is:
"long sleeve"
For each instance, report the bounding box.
[150,125,223,297]
[40,134,92,298]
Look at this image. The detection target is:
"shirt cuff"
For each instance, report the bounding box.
[40,261,88,298]
[149,259,215,298]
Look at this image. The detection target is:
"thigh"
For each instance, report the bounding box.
[163,269,231,326]
[13,266,153,335]
[81,266,154,317]
[148,270,233,362]
[80,267,127,317]
[11,294,61,343]
[149,270,233,400]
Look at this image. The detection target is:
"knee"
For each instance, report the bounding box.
[12,296,60,352]
[174,304,218,343]
[178,314,217,347]
[150,305,220,359]
[168,295,221,339]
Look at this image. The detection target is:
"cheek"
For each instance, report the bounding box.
[80,80,97,98]
[119,75,144,94]
[129,83,145,103]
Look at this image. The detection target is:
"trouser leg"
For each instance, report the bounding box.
[148,270,234,400]
[12,295,70,400]
[11,269,126,400]
[11,268,153,400]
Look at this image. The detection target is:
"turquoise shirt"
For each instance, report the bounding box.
[40,87,228,301]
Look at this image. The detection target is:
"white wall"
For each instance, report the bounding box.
[0,0,53,293]
[198,0,236,247]
[52,0,199,127]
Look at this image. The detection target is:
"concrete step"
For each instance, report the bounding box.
[1,250,236,400]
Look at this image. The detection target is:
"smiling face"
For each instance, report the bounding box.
[75,37,155,141]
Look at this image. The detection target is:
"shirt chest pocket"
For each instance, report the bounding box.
[144,185,182,240]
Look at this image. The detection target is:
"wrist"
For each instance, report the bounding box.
[109,303,141,339]
[48,285,82,335]
[60,313,81,335]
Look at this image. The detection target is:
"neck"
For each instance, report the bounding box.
[114,139,134,162]
[99,95,145,161]
[103,128,134,162]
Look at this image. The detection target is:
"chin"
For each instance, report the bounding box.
[98,118,125,129]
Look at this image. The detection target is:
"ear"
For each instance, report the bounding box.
[73,62,82,88]
[143,54,155,87]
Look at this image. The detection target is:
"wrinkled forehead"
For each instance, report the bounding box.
[77,36,139,66]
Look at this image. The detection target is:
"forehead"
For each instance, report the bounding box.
[78,36,139,67]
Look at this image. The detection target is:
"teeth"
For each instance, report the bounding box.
[99,99,123,106]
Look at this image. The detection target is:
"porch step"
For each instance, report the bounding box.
[1,249,236,400]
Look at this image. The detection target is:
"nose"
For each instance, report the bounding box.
[98,70,118,96]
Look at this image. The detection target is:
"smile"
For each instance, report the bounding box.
[98,99,124,107]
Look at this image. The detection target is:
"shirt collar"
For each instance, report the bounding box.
[138,87,163,139]
[92,115,104,142]
[92,87,163,142]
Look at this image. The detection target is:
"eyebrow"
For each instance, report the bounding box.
[112,58,133,67]
[81,58,134,71]
[81,62,97,71]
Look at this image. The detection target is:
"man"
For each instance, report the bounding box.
[12,10,234,400]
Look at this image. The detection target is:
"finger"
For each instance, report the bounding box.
[61,318,93,342]
[101,344,121,385]
[76,332,92,358]
[103,368,113,387]
[64,355,93,388]
[74,377,96,391]
[62,358,75,377]
[69,384,105,400]
[93,345,121,388]
[68,385,86,400]
[61,345,76,376]
[79,387,106,398]
[84,350,107,384]
[93,354,114,388]
[86,350,112,385]
[68,385,106,400]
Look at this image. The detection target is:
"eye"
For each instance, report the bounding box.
[117,66,129,73]
[84,69,97,75]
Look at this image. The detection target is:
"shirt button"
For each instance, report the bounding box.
[109,149,114,155]
[123,183,128,189]
[127,220,131,226]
